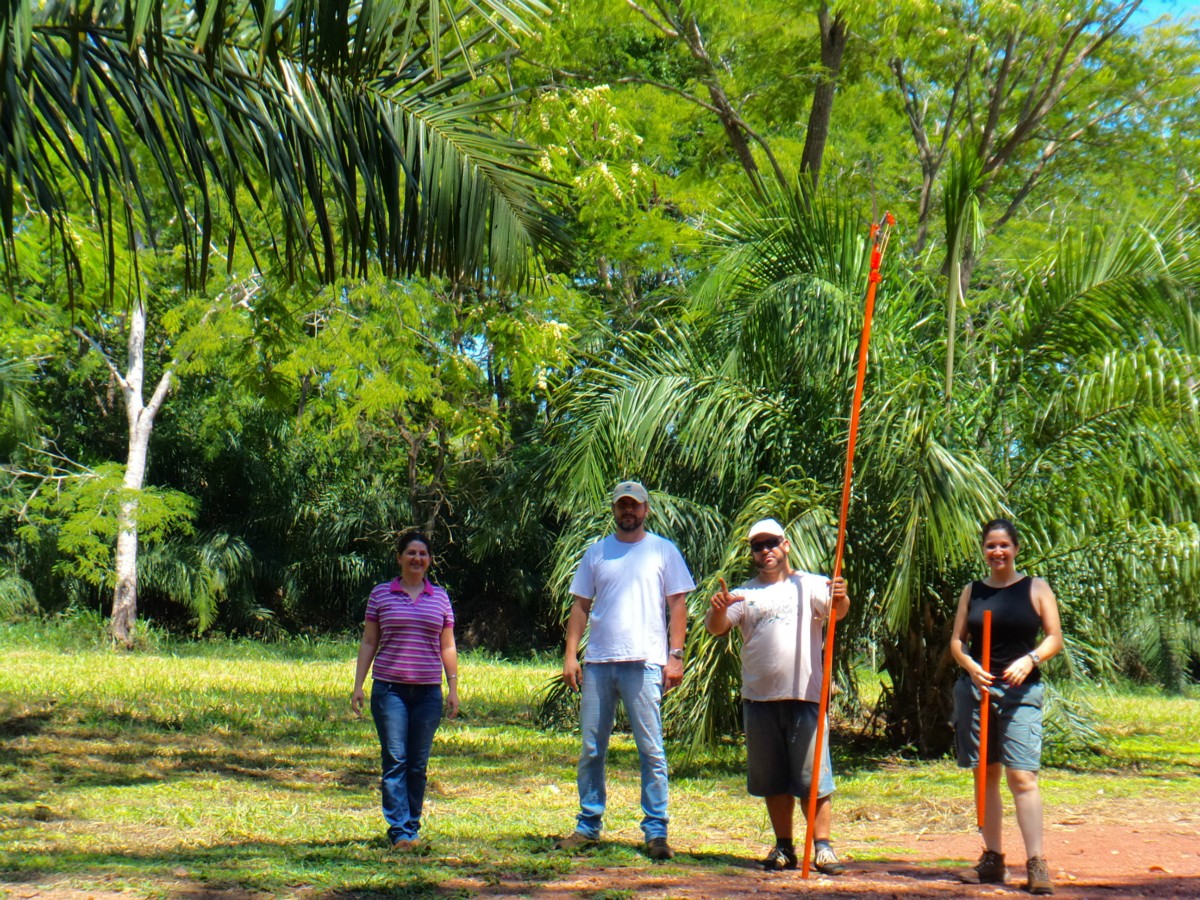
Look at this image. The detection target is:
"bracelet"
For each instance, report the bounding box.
[447,675,458,681]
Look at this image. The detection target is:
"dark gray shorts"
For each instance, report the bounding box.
[743,699,836,798]
[953,676,1045,772]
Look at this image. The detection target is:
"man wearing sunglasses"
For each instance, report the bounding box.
[705,518,850,875]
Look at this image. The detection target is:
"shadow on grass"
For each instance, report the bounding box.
[0,703,57,739]
[0,832,746,895]
[0,835,575,895]
[0,700,379,805]
[0,839,434,898]
[0,697,572,812]
[4,686,546,739]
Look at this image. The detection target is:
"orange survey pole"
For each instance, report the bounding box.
[801,213,894,878]
[976,610,994,830]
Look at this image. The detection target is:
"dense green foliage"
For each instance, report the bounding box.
[2,1,1198,747]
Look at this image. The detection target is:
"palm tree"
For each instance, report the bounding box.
[541,184,1200,751]
[1,0,560,645]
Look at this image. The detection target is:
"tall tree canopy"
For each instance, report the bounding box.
[2,0,1198,746]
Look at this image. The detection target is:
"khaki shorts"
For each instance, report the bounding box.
[953,676,1045,772]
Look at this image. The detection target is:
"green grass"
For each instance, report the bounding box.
[1,621,1198,896]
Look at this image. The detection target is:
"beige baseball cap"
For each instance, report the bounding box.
[611,480,649,504]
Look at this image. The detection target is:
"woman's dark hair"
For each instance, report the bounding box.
[981,518,1020,547]
[395,530,432,555]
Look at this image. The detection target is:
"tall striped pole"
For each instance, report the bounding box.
[801,213,894,878]
[976,610,994,830]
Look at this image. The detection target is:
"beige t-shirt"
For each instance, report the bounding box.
[725,572,831,702]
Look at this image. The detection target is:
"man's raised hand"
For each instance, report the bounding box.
[710,577,745,611]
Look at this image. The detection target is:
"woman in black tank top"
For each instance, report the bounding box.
[949,519,1063,895]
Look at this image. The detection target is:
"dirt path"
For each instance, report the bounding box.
[443,809,1200,899]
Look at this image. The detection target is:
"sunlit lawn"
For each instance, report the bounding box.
[1,621,1197,896]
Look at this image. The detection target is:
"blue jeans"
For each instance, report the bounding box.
[576,661,668,840]
[371,681,443,843]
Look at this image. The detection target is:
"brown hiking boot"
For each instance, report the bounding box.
[959,849,1007,884]
[1025,855,1055,895]
[645,836,675,860]
[553,831,598,851]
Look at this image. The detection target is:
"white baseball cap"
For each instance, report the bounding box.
[746,518,786,541]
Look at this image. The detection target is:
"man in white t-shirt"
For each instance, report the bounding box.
[554,480,695,860]
[705,517,850,875]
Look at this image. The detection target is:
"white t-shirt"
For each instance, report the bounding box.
[725,571,831,702]
[569,533,695,666]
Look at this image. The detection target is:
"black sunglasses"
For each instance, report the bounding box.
[750,537,783,553]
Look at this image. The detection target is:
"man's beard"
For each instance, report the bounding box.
[616,513,646,533]
[756,555,781,573]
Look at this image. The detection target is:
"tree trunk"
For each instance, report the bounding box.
[106,297,173,648]
[677,15,763,186]
[945,253,961,424]
[111,433,150,647]
[882,592,959,755]
[799,4,849,190]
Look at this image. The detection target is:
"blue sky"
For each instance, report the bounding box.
[1135,0,1200,26]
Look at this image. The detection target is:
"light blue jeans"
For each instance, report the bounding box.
[576,661,668,840]
[371,681,443,843]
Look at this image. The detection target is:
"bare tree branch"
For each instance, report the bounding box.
[531,59,726,115]
[73,327,131,394]
[624,0,678,37]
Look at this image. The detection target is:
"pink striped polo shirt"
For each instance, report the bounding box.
[365,579,455,684]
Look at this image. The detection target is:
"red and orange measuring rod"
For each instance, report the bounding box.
[976,610,994,830]
[801,212,895,878]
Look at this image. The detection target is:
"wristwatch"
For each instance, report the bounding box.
[669,648,685,660]
[1028,651,1042,666]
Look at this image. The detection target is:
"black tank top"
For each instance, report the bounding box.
[966,576,1042,684]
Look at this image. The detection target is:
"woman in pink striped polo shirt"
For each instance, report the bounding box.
[351,531,459,850]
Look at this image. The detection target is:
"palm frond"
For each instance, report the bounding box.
[1009,216,1199,364]
[0,355,36,439]
[547,322,786,515]
[138,530,256,632]
[1041,682,1104,767]
[0,570,38,621]
[1,0,562,292]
